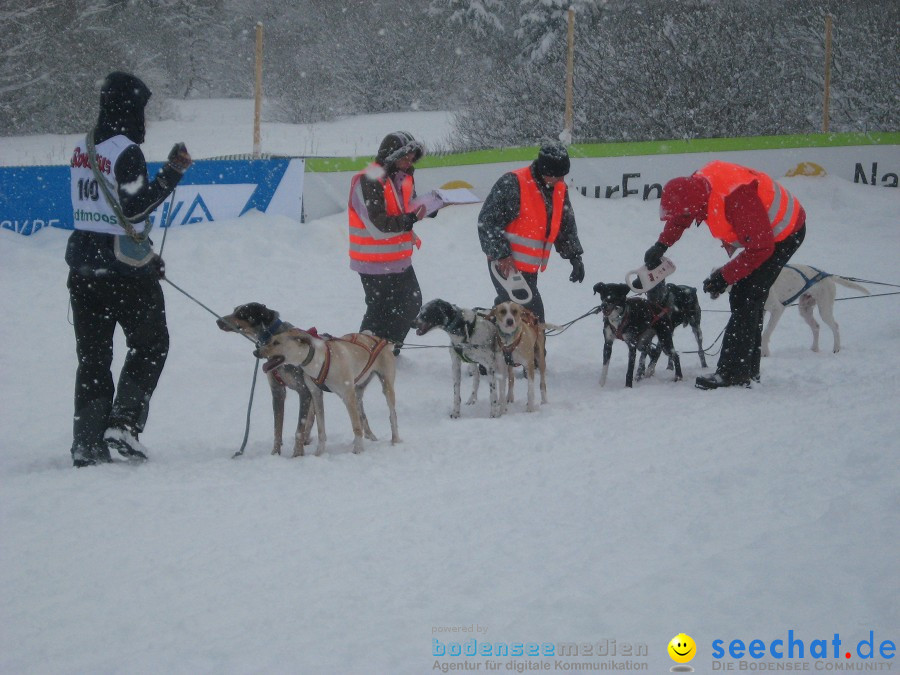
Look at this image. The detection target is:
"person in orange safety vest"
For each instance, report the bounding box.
[348,131,436,356]
[477,141,584,324]
[642,161,806,390]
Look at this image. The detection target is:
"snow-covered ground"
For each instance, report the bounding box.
[1,102,898,674]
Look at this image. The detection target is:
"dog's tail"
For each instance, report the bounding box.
[833,276,870,295]
[542,322,563,333]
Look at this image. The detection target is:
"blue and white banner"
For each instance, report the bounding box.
[0,157,304,236]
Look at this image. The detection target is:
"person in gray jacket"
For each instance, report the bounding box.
[477,141,584,323]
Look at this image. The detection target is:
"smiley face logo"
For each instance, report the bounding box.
[668,633,696,663]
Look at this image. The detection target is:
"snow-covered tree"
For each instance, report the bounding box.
[428,0,506,37]
[515,0,607,63]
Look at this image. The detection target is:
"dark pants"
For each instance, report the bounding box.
[718,225,805,380]
[487,261,545,323]
[68,270,169,455]
[358,266,422,347]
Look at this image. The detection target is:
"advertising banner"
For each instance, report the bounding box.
[0,157,305,236]
[301,144,897,221]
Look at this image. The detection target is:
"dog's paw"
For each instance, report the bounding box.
[450,411,460,419]
[465,395,477,405]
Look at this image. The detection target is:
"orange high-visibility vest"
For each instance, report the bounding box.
[696,161,803,248]
[348,166,419,264]
[505,167,566,273]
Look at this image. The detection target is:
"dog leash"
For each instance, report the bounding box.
[157,189,178,257]
[161,276,263,458]
[231,359,260,458]
[543,305,602,337]
[838,276,900,288]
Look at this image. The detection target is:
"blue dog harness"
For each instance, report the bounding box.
[780,265,832,306]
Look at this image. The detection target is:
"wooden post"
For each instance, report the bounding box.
[823,14,832,133]
[253,21,264,157]
[563,7,576,141]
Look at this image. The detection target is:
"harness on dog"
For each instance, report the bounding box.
[445,314,492,374]
[781,265,832,306]
[446,314,478,362]
[605,303,670,341]
[649,303,671,325]
[497,328,524,367]
[300,332,388,390]
[495,308,539,364]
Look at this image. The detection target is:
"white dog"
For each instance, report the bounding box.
[762,264,869,356]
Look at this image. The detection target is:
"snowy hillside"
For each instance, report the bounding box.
[1,105,898,674]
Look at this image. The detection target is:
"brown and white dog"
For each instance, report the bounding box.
[217,303,315,457]
[255,328,399,455]
[762,264,870,356]
[488,301,548,412]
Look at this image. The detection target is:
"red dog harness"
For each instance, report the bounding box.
[302,331,389,389]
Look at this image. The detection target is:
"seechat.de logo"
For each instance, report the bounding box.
[711,630,896,664]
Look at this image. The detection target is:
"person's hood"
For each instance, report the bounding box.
[95,72,151,144]
[375,131,424,169]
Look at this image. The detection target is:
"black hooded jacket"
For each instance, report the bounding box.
[67,72,184,277]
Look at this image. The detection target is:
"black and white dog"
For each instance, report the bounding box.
[593,282,683,388]
[639,282,707,376]
[414,299,507,418]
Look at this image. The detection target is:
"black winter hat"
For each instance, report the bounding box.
[101,72,151,110]
[534,141,570,177]
[376,131,425,167]
[96,72,151,144]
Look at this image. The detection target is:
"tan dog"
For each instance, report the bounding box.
[489,301,548,412]
[255,329,399,455]
[217,303,316,457]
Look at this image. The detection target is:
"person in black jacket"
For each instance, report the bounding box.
[66,71,192,467]
[477,141,584,323]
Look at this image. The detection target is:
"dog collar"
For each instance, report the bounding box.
[447,314,477,341]
[258,318,284,346]
[498,325,524,353]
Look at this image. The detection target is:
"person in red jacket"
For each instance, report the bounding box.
[642,161,806,389]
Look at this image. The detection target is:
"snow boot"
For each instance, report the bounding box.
[71,443,112,468]
[695,373,751,390]
[104,425,149,461]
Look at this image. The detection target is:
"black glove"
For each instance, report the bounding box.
[644,242,668,270]
[150,254,166,280]
[568,256,585,283]
[703,269,727,297]
[167,142,192,173]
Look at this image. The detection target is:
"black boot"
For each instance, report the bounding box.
[695,372,751,390]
